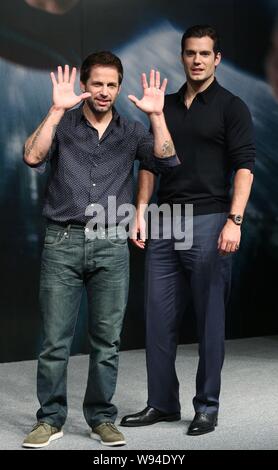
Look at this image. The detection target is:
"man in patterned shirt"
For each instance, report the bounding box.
[22,51,179,448]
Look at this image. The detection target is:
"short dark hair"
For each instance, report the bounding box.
[181,25,220,55]
[80,51,123,84]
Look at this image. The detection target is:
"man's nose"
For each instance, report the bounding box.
[193,53,201,63]
[100,85,109,95]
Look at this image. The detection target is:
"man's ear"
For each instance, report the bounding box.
[215,52,221,67]
[80,81,85,92]
[117,84,122,95]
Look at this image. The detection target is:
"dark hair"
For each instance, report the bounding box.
[80,51,123,84]
[181,25,220,55]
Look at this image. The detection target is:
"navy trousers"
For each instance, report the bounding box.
[145,213,233,415]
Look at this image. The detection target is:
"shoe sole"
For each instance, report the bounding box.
[120,414,181,427]
[91,432,126,446]
[22,431,63,448]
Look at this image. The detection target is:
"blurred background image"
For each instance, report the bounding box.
[0,0,277,362]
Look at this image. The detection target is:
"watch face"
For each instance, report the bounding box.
[229,214,243,224]
[234,215,243,224]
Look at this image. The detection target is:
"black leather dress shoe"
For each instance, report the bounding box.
[120,406,181,427]
[187,412,218,436]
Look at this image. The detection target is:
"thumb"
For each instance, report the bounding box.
[128,94,139,106]
[80,92,91,101]
[217,232,222,249]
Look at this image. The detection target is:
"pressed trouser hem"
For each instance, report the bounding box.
[147,400,181,415]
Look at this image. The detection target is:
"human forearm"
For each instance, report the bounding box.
[131,170,155,249]
[129,70,176,158]
[149,113,176,158]
[218,168,254,254]
[24,65,91,166]
[230,168,254,216]
[136,170,156,211]
[24,105,65,165]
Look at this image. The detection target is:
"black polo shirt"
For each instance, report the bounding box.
[156,79,256,215]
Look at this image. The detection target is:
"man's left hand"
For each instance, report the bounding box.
[128,69,167,115]
[130,213,146,250]
[217,219,241,254]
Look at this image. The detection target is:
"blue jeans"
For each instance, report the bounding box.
[36,223,129,428]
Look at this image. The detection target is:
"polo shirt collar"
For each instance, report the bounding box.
[177,78,220,105]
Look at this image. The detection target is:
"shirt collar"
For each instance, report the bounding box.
[177,78,220,105]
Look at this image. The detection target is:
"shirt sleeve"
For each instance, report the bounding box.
[135,121,180,175]
[225,96,256,173]
[23,134,58,174]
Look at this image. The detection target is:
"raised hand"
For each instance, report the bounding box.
[128,69,167,115]
[50,65,91,110]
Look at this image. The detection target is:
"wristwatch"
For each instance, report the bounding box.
[228,214,243,226]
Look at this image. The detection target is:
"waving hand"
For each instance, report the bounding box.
[50,65,91,110]
[128,69,167,115]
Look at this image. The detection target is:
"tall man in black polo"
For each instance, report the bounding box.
[121,25,255,435]
[22,51,178,448]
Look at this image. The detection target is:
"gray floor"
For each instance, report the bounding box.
[1,336,277,450]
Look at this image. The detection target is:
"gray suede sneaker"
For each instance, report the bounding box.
[22,422,63,448]
[91,422,126,446]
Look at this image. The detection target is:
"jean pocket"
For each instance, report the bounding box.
[44,228,68,247]
[104,226,127,247]
[106,236,128,247]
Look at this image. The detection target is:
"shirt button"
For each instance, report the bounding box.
[92,183,96,187]
[91,203,94,206]
[85,227,89,233]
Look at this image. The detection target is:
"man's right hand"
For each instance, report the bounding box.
[50,65,91,110]
[130,212,146,250]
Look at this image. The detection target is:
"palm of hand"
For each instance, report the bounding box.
[51,65,90,110]
[53,83,81,109]
[137,88,164,114]
[128,70,167,114]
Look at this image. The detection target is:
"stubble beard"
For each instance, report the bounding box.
[86,97,113,116]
